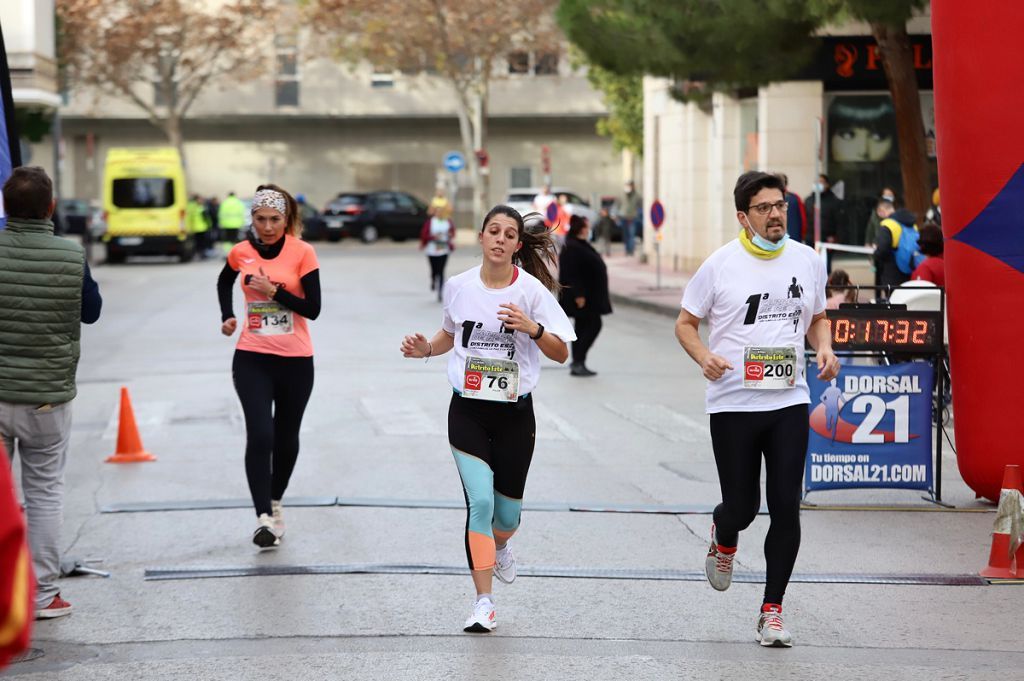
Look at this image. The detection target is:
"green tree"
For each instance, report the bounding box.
[558,0,931,217]
[579,57,643,155]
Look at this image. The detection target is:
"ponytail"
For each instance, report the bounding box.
[481,205,561,293]
[514,227,560,293]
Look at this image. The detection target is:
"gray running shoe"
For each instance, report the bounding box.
[493,544,517,584]
[704,523,736,591]
[756,605,793,648]
[271,499,285,538]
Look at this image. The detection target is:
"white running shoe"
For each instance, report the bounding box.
[253,513,279,549]
[493,544,517,584]
[271,499,285,538]
[705,523,736,591]
[463,597,496,633]
[756,605,793,648]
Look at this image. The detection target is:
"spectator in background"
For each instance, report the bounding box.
[804,174,842,243]
[592,206,617,249]
[926,188,942,227]
[532,183,555,219]
[780,174,807,243]
[864,189,896,247]
[911,223,945,287]
[218,191,247,249]
[0,167,102,621]
[186,193,211,259]
[428,185,450,218]
[205,196,221,244]
[559,215,612,377]
[825,269,857,309]
[420,205,456,302]
[873,208,919,289]
[619,180,642,256]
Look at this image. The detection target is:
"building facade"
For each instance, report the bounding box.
[643,12,936,270]
[29,25,627,223]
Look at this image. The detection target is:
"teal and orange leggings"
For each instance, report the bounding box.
[448,393,535,571]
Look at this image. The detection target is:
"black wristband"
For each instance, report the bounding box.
[530,323,545,340]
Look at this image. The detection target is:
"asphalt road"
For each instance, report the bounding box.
[4,241,1018,681]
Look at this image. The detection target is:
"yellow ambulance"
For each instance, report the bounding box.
[102,147,192,262]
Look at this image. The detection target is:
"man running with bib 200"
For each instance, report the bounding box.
[675,171,840,648]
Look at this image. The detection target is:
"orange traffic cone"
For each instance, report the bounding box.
[980,464,1023,580]
[105,387,157,463]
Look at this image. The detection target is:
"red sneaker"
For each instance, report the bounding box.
[35,593,73,620]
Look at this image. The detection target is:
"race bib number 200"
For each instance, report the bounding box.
[462,356,520,402]
[743,346,796,389]
[247,301,293,336]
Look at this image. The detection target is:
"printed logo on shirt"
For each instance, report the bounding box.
[464,371,483,390]
[742,285,804,330]
[745,362,764,381]
[460,320,516,359]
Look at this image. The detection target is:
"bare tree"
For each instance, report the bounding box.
[307,0,559,224]
[58,0,277,164]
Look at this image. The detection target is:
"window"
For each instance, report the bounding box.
[153,81,177,108]
[371,65,395,88]
[510,166,532,189]
[394,193,417,212]
[112,178,175,209]
[508,51,529,75]
[275,31,300,107]
[534,52,559,76]
[153,51,178,107]
[373,193,398,211]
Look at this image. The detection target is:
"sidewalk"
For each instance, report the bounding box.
[605,249,691,317]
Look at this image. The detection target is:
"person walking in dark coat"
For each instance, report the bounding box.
[559,215,612,376]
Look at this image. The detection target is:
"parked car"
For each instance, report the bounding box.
[505,187,598,227]
[299,202,327,241]
[321,191,428,243]
[55,198,93,236]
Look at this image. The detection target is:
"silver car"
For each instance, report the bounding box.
[505,187,598,226]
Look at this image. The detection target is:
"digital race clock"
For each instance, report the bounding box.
[825,308,943,353]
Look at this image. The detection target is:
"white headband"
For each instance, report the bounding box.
[251,189,287,215]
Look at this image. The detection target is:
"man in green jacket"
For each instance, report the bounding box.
[186,194,211,259]
[217,191,247,250]
[0,166,102,620]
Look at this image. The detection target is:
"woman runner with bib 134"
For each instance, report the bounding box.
[217,184,321,549]
[401,206,576,633]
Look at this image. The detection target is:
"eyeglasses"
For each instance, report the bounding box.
[747,201,787,216]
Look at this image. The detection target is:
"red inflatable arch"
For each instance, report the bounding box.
[932,2,1024,501]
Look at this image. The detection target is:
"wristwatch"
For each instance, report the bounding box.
[530,323,545,340]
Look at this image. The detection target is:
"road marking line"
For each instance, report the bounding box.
[603,403,709,443]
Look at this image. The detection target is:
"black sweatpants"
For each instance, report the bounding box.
[709,404,808,605]
[232,350,314,517]
[428,254,448,294]
[572,313,602,365]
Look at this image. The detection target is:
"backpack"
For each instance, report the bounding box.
[882,218,926,274]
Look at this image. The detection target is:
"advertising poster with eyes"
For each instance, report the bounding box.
[804,362,934,495]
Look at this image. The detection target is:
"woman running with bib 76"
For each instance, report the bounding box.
[401,206,575,633]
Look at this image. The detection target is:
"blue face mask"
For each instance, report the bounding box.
[751,231,788,252]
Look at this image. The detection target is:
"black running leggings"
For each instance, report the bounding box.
[428,254,448,290]
[448,393,535,571]
[232,350,314,517]
[709,404,808,605]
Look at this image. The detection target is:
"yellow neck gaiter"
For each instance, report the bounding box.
[738,228,786,260]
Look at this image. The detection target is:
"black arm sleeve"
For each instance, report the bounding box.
[218,264,240,322]
[272,269,321,320]
[81,261,103,324]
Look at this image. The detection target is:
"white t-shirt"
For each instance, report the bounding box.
[681,239,827,413]
[443,265,576,396]
[424,217,453,257]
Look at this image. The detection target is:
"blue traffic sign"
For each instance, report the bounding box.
[444,151,465,173]
[546,201,559,223]
[650,200,665,229]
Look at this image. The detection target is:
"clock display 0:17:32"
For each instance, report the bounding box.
[825,311,941,352]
